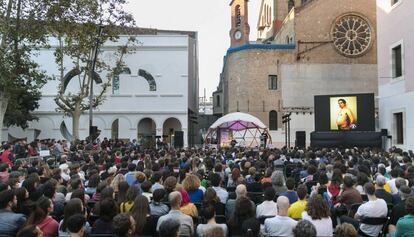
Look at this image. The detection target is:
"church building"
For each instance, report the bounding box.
[3,28,199,147]
[214,0,378,146]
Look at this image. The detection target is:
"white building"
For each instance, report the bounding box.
[377,0,414,150]
[3,28,199,147]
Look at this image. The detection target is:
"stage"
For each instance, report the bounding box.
[310,131,383,148]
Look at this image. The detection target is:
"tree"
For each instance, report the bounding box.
[0,0,51,140]
[46,0,136,140]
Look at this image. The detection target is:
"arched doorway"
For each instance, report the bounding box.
[111,119,119,139]
[163,118,182,148]
[138,118,156,148]
[269,110,278,130]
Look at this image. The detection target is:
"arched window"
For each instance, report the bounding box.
[236,5,241,27]
[138,69,157,91]
[112,67,131,94]
[269,110,278,130]
[112,75,120,94]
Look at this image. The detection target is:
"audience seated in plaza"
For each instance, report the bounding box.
[156,191,194,236]
[256,186,278,218]
[225,184,255,219]
[59,198,90,236]
[159,218,180,237]
[196,204,228,237]
[302,194,333,237]
[66,213,86,237]
[375,175,393,204]
[0,189,27,236]
[150,188,170,216]
[228,196,256,236]
[388,185,412,235]
[26,196,59,237]
[335,223,358,237]
[265,196,298,236]
[288,184,308,219]
[113,213,136,237]
[281,177,298,204]
[3,139,414,237]
[17,224,44,237]
[241,217,260,237]
[131,194,157,235]
[209,172,228,204]
[340,182,387,237]
[395,196,414,237]
[183,174,204,203]
[119,185,139,213]
[91,198,117,235]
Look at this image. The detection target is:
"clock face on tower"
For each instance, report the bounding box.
[234,30,242,41]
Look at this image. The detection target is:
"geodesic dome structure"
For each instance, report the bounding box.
[205,112,271,147]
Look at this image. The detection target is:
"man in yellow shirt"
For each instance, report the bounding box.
[288,184,308,219]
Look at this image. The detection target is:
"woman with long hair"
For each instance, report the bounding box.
[14,187,33,217]
[227,168,241,188]
[203,187,225,215]
[59,198,90,237]
[130,195,157,235]
[85,174,100,195]
[120,186,139,213]
[110,173,126,195]
[301,194,333,237]
[328,169,343,205]
[183,174,204,203]
[26,196,59,237]
[228,196,255,236]
[116,181,129,205]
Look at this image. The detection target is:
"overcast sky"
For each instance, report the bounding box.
[126,0,261,97]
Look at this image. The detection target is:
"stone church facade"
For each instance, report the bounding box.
[214,0,378,146]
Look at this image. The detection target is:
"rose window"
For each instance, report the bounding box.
[331,14,372,57]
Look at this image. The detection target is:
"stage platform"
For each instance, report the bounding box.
[310,131,382,148]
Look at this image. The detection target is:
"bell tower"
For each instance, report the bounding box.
[230,0,250,47]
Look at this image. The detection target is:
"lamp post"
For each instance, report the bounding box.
[88,24,104,139]
[282,113,292,148]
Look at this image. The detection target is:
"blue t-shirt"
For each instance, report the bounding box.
[188,189,204,203]
[280,190,298,204]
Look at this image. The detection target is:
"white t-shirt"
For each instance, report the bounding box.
[302,211,333,237]
[357,198,387,237]
[256,200,278,218]
[265,215,297,237]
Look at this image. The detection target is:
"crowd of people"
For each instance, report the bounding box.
[0,138,414,237]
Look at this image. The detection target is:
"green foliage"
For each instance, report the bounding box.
[0,0,51,128]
